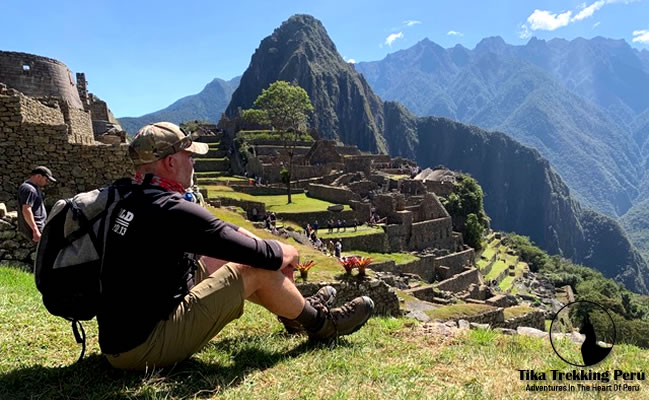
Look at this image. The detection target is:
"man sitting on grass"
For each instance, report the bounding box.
[98,122,374,370]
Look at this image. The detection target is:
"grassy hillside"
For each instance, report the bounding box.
[2,265,648,400]
[2,205,649,399]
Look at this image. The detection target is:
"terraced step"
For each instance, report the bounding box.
[204,149,226,158]
[196,177,244,185]
[196,135,222,144]
[194,158,230,172]
[195,171,230,178]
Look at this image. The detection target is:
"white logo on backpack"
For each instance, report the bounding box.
[112,208,134,236]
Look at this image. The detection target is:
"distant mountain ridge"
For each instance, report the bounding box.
[118,76,240,134]
[224,14,649,294]
[355,36,649,218]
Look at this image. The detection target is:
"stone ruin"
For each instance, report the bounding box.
[218,135,554,329]
[0,51,134,265]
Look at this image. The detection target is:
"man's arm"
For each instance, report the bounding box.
[21,204,41,242]
[236,226,261,240]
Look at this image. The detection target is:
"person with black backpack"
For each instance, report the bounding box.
[91,122,374,370]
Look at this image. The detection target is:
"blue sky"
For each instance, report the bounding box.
[1,0,648,117]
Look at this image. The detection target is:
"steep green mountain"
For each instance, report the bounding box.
[224,15,394,154]
[621,198,649,262]
[223,14,649,294]
[355,37,648,217]
[415,116,647,294]
[118,76,240,134]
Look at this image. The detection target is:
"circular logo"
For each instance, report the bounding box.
[549,300,616,367]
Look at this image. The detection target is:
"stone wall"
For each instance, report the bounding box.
[434,268,481,292]
[307,183,361,205]
[454,307,505,325]
[0,51,83,109]
[417,193,449,221]
[347,180,377,198]
[338,231,389,254]
[0,85,133,210]
[304,140,343,165]
[495,310,545,331]
[254,145,310,156]
[88,95,110,121]
[0,208,37,268]
[434,248,475,280]
[260,164,338,183]
[343,157,371,176]
[297,279,400,316]
[408,217,453,251]
[424,181,455,197]
[60,101,94,144]
[214,197,266,221]
[230,185,304,196]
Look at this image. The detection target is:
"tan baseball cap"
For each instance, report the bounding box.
[129,122,209,166]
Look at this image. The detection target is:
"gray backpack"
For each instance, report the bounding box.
[34,178,139,361]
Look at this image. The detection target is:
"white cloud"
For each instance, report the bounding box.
[522,0,633,34]
[347,58,356,64]
[633,29,649,44]
[593,21,601,28]
[527,9,572,31]
[385,32,404,46]
[447,30,464,37]
[404,20,421,27]
[572,0,605,21]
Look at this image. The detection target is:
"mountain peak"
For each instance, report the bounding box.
[474,36,509,56]
[225,14,391,153]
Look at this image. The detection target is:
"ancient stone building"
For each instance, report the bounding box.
[0,51,133,210]
[0,51,84,109]
[0,51,126,144]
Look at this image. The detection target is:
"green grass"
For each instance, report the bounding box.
[341,250,419,265]
[478,247,496,264]
[503,305,536,320]
[476,257,490,270]
[484,260,507,281]
[205,185,351,213]
[425,303,495,321]
[2,263,649,399]
[499,275,515,291]
[195,157,229,162]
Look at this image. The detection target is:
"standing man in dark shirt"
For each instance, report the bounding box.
[17,166,56,242]
[101,122,374,370]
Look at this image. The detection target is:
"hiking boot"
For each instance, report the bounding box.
[309,296,374,340]
[279,286,337,334]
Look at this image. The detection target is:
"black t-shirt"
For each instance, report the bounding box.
[97,187,283,354]
[17,181,46,238]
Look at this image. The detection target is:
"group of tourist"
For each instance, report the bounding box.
[325,218,359,233]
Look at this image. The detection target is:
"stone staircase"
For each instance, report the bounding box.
[193,133,231,185]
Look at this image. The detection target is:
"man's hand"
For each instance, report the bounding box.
[278,241,298,283]
[32,229,41,242]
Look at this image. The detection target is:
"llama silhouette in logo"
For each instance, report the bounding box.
[579,316,611,366]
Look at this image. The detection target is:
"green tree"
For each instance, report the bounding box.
[241,109,270,126]
[250,81,314,203]
[464,213,485,250]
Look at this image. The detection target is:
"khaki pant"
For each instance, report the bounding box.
[106,262,244,370]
